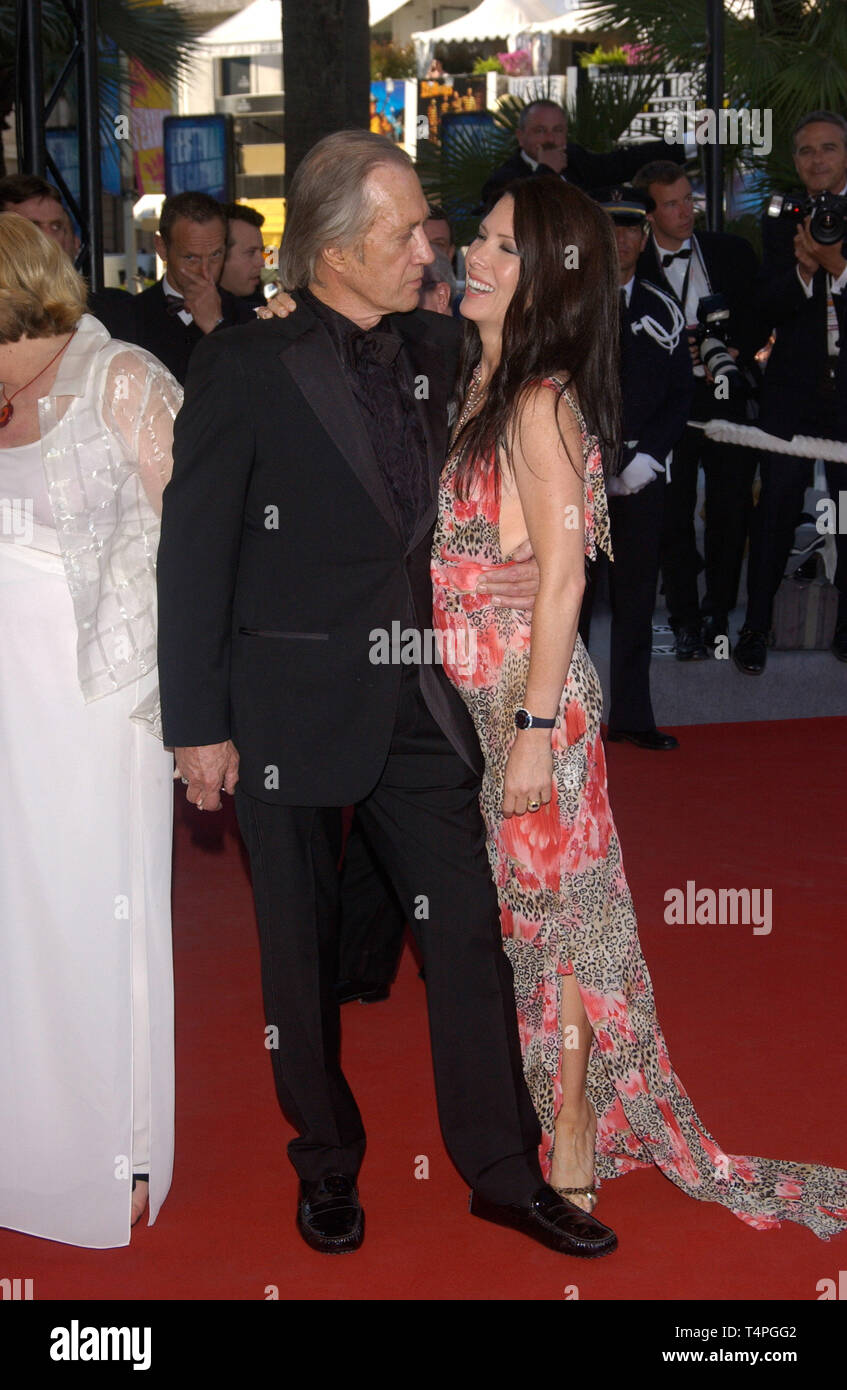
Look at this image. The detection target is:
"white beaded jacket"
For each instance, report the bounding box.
[37,313,182,733]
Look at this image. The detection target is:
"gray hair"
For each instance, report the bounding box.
[421,248,456,298]
[279,130,415,289]
[792,110,847,152]
[517,100,567,133]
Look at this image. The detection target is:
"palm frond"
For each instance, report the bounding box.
[568,67,666,152]
[416,123,517,245]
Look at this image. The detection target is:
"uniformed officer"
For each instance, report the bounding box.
[580,186,695,749]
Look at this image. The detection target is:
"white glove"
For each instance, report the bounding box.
[605,472,632,497]
[616,452,665,494]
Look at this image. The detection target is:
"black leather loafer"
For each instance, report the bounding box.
[296,1174,364,1254]
[733,626,768,674]
[702,614,729,651]
[607,728,679,751]
[469,1185,618,1258]
[674,623,708,661]
[832,624,847,662]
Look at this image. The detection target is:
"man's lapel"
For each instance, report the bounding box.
[277,298,402,542]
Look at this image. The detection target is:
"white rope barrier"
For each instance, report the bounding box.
[701,419,847,462]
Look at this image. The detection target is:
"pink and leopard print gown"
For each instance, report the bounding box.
[431,377,847,1238]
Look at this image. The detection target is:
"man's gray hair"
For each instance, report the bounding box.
[792,110,847,151]
[421,248,457,298]
[279,130,415,289]
[517,99,567,133]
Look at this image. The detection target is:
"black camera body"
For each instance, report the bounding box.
[767,189,847,246]
[692,293,747,400]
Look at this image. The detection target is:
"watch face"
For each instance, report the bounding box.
[515,708,531,730]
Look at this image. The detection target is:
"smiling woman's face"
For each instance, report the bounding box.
[460,196,521,330]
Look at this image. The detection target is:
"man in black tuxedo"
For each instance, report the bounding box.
[580,186,694,749]
[735,110,847,672]
[480,100,683,207]
[128,192,254,385]
[634,162,763,660]
[220,201,268,311]
[157,131,616,1260]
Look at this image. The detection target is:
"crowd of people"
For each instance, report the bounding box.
[0,104,845,1262]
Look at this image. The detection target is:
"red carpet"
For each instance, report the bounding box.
[1,717,845,1301]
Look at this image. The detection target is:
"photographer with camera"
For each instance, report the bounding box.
[735,111,847,672]
[633,162,763,661]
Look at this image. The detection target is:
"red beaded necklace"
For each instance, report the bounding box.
[0,332,76,428]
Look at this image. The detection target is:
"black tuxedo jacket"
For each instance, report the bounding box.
[756,212,847,440]
[127,279,255,385]
[480,140,682,207]
[637,229,763,421]
[157,297,481,805]
[621,278,694,465]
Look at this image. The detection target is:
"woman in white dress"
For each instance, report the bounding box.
[0,213,180,1247]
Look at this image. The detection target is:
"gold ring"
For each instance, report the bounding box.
[527,799,541,812]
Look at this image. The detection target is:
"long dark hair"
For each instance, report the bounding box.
[452,177,621,498]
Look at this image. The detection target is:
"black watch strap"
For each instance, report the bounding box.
[515,707,558,730]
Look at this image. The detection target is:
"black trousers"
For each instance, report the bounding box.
[744,437,847,631]
[235,666,543,1203]
[661,425,758,628]
[580,474,665,734]
[337,814,406,985]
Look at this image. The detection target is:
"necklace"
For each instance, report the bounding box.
[450,364,484,449]
[0,332,76,428]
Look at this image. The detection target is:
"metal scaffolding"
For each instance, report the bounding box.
[15,0,103,289]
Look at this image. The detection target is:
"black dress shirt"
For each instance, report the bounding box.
[301,288,429,546]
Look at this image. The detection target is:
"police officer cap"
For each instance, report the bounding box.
[591,184,654,223]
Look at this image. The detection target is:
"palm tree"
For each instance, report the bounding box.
[282,0,370,184]
[0,0,201,179]
[579,0,847,194]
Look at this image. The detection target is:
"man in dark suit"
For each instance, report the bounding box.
[220,201,269,311]
[580,186,694,749]
[157,131,616,1260]
[128,192,254,385]
[633,161,763,660]
[735,110,847,672]
[480,99,684,207]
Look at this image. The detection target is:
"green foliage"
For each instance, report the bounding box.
[579,0,847,204]
[568,66,665,152]
[370,40,417,80]
[472,56,505,74]
[578,45,629,68]
[416,119,517,245]
[0,0,202,85]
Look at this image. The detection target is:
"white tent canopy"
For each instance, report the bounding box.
[199,0,409,59]
[198,0,281,57]
[412,1,571,46]
[525,4,626,35]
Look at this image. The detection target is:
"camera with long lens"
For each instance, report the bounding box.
[693,293,747,399]
[767,189,847,245]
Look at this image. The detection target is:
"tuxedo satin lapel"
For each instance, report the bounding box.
[278,316,402,542]
[392,316,452,554]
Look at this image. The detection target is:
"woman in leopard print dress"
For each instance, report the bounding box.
[431,177,847,1239]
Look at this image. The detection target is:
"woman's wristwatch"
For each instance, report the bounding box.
[515,708,560,730]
